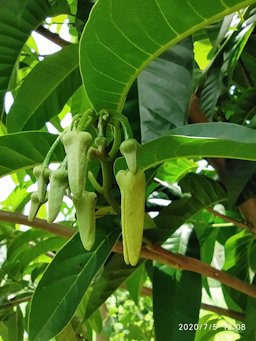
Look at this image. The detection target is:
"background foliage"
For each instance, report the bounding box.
[1,0,256,340]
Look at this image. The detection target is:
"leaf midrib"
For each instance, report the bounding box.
[31,230,119,340]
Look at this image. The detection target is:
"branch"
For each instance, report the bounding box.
[1,210,256,298]
[201,303,245,321]
[0,296,32,309]
[144,244,256,298]
[36,26,70,47]
[207,207,256,233]
[0,210,75,238]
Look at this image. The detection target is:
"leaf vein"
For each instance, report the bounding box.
[95,32,137,70]
[187,0,207,19]
[154,0,179,35]
[110,0,150,56]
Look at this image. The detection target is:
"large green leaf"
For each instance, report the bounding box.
[7,45,81,132]
[153,227,201,341]
[138,38,193,143]
[115,123,256,172]
[28,218,120,341]
[0,0,69,112]
[0,132,64,177]
[79,0,256,112]
[84,253,142,321]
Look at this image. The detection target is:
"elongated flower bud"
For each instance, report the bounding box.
[28,191,47,222]
[116,168,145,266]
[73,191,97,251]
[120,139,138,174]
[47,168,69,223]
[61,131,92,199]
[33,165,50,202]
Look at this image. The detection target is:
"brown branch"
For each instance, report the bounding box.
[144,244,256,298]
[207,207,256,233]
[36,26,70,47]
[201,303,245,321]
[0,296,32,309]
[0,210,75,238]
[1,210,256,298]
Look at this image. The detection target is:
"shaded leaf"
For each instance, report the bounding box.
[152,173,226,232]
[222,230,252,311]
[138,38,193,143]
[4,307,24,341]
[244,276,256,340]
[125,263,147,305]
[153,226,201,341]
[225,159,256,205]
[230,87,256,125]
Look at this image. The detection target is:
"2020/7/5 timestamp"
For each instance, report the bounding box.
[178,323,246,331]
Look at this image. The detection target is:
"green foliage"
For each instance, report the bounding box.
[1,1,256,340]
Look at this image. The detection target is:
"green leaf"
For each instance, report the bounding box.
[225,159,256,205]
[0,0,69,111]
[153,227,201,341]
[200,65,223,119]
[84,253,141,321]
[155,158,198,184]
[70,85,92,116]
[125,263,147,305]
[3,236,66,279]
[138,38,193,143]
[244,276,256,340]
[55,322,78,341]
[7,230,48,258]
[115,123,256,172]
[230,87,256,125]
[28,218,120,341]
[0,132,65,177]
[154,173,226,233]
[222,230,252,311]
[7,45,81,132]
[79,0,256,111]
[5,307,24,341]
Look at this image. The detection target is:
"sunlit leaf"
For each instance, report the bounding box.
[7,45,80,132]
[80,0,256,111]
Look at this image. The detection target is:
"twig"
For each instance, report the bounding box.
[201,303,245,321]
[1,210,256,298]
[0,296,32,309]
[207,207,256,233]
[36,26,70,47]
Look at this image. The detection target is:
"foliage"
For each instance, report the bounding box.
[1,0,256,340]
